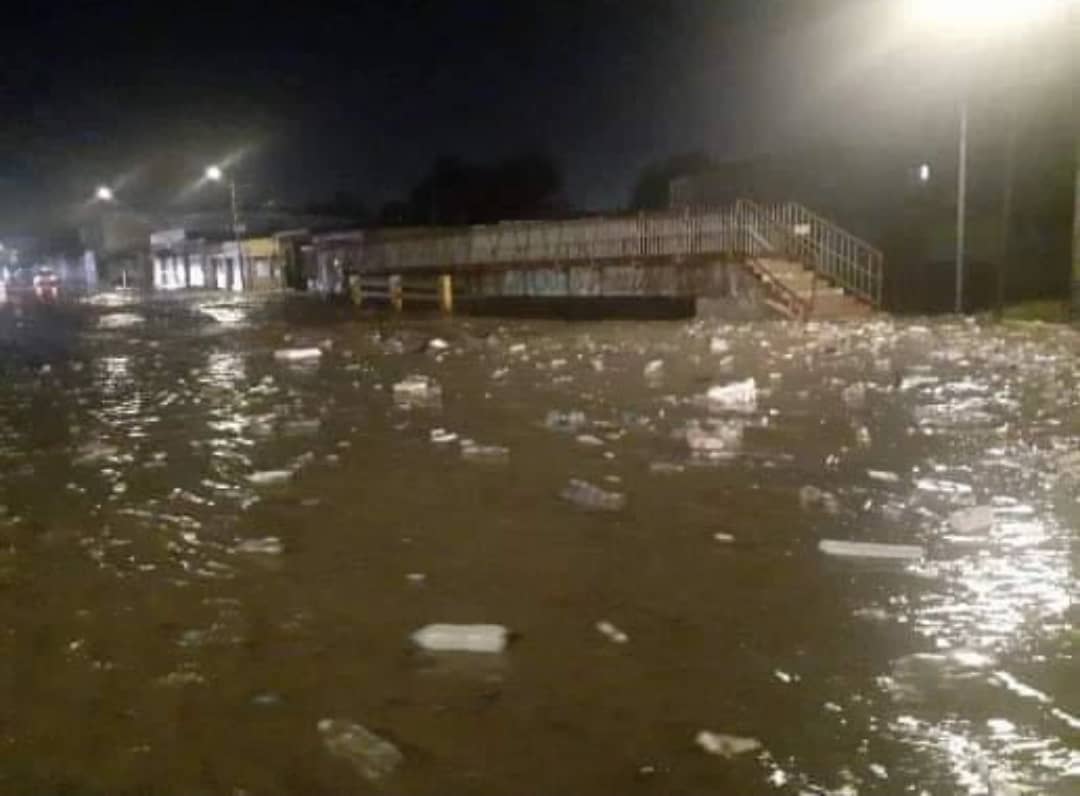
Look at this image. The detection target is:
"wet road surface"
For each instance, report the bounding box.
[1,292,1078,794]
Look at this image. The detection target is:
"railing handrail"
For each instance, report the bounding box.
[780,201,883,261]
[332,199,883,308]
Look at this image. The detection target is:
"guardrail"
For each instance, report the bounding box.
[332,200,882,308]
[759,202,883,306]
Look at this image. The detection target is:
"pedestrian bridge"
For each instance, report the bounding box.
[315,199,883,319]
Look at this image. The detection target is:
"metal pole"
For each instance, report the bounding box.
[997,108,1016,319]
[1071,3,1080,318]
[229,178,244,289]
[955,92,968,314]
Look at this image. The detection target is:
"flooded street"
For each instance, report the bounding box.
[2,292,1078,795]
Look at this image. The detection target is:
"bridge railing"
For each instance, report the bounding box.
[347,201,882,307]
[758,202,883,306]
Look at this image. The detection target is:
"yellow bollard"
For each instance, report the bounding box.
[439,274,453,313]
[390,275,403,311]
[349,276,363,305]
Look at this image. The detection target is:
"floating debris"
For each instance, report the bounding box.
[430,428,458,444]
[818,540,924,560]
[694,731,762,759]
[545,409,587,432]
[841,382,867,408]
[274,347,322,363]
[948,505,994,534]
[246,470,293,486]
[596,620,629,644]
[233,537,284,555]
[706,378,757,412]
[317,718,403,782]
[461,441,510,463]
[799,485,840,514]
[686,421,743,454]
[643,359,664,379]
[867,469,901,484]
[560,478,626,512]
[411,623,509,653]
[576,434,605,446]
[393,374,442,403]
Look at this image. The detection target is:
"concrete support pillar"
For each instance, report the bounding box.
[390,275,403,311]
[183,254,191,288]
[439,274,453,313]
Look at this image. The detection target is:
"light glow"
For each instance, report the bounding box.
[205,165,224,182]
[95,186,114,201]
[907,0,1065,36]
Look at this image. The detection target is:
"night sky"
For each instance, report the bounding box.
[1,0,1071,236]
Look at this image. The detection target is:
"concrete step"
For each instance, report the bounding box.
[807,293,874,320]
[750,256,874,320]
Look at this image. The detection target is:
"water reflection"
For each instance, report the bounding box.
[3,303,1078,794]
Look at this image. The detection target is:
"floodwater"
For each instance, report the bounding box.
[2,291,1078,795]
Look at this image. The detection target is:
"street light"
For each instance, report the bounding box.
[95,185,114,202]
[908,0,1065,314]
[204,164,245,289]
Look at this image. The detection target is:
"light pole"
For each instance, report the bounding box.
[92,185,121,288]
[909,0,1065,315]
[955,92,968,313]
[205,164,245,289]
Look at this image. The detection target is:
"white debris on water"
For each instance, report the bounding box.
[799,485,840,515]
[430,428,458,444]
[818,540,925,560]
[246,470,293,486]
[643,359,664,379]
[317,718,403,782]
[706,378,757,412]
[74,441,119,465]
[576,434,605,446]
[427,337,449,351]
[694,730,762,759]
[948,505,994,534]
[841,381,867,408]
[709,337,730,354]
[560,478,626,512]
[461,441,510,463]
[867,469,901,484]
[411,623,509,653]
[713,532,735,543]
[393,374,442,404]
[545,409,587,432]
[686,420,743,455]
[596,620,629,644]
[233,537,284,555]
[273,347,322,363]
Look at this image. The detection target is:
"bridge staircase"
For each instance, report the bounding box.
[734,199,882,320]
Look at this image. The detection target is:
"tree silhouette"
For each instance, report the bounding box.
[629,151,716,210]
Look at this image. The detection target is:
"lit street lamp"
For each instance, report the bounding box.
[95,185,114,202]
[908,0,1065,314]
[205,164,246,288]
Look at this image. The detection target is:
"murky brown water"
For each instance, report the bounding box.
[2,291,1078,795]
